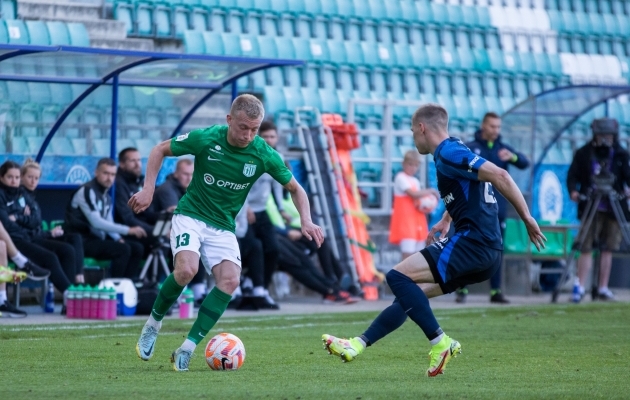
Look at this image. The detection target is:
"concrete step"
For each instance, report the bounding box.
[18,0,103,22]
[90,38,155,52]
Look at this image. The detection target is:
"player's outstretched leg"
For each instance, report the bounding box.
[386,268,462,376]
[322,299,407,362]
[136,273,185,361]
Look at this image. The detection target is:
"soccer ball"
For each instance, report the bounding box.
[205,332,246,371]
[416,194,438,214]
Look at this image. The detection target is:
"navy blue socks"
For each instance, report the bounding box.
[386,269,443,341]
[361,299,408,346]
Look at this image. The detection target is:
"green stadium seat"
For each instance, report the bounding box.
[202,31,223,55]
[183,30,204,53]
[46,21,70,45]
[25,20,49,45]
[67,23,90,46]
[504,218,528,254]
[5,19,29,44]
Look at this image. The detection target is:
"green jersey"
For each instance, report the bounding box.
[170,125,293,232]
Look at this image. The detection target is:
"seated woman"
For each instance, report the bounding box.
[0,161,73,308]
[21,159,86,284]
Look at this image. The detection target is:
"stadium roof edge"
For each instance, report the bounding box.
[0,44,303,163]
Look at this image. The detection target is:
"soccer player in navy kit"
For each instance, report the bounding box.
[323,104,546,377]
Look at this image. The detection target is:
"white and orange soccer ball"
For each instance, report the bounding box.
[205,332,246,371]
[415,194,439,214]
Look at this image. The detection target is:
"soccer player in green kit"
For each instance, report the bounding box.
[129,94,324,371]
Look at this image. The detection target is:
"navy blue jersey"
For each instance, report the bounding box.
[434,137,503,250]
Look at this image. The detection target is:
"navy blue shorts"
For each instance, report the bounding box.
[420,234,502,294]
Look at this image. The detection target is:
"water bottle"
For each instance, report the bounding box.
[82,286,92,319]
[98,288,108,320]
[44,283,55,313]
[66,285,76,319]
[179,289,194,319]
[108,288,118,320]
[90,286,100,319]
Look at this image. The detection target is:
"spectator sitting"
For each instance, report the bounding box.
[273,195,364,298]
[153,158,207,300]
[0,220,40,317]
[0,161,74,308]
[21,159,86,285]
[233,199,279,310]
[267,198,359,304]
[114,147,159,252]
[64,158,145,279]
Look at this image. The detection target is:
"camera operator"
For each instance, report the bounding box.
[567,118,630,302]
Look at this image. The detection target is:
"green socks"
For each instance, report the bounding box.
[151,274,184,321]
[187,286,232,344]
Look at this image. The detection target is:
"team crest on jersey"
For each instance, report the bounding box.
[176,132,189,141]
[242,163,257,177]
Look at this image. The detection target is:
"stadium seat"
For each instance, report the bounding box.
[50,137,74,155]
[135,3,153,36]
[113,2,135,35]
[504,218,528,254]
[274,36,296,60]
[257,35,278,59]
[154,4,173,37]
[201,31,223,55]
[25,20,49,45]
[183,30,203,53]
[46,21,71,45]
[1,0,16,19]
[4,19,28,44]
[67,23,90,47]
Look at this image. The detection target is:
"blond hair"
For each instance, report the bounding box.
[230,94,264,120]
[403,150,421,165]
[412,103,449,132]
[21,158,41,176]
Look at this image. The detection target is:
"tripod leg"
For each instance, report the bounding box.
[158,251,171,281]
[139,254,154,281]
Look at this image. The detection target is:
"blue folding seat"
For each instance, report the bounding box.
[291,37,311,61]
[425,45,443,70]
[393,43,412,67]
[343,41,363,65]
[6,81,29,103]
[441,47,459,70]
[429,2,448,24]
[173,6,190,37]
[309,39,331,63]
[475,6,492,28]
[397,0,418,22]
[1,0,17,19]
[184,30,205,53]
[25,20,49,45]
[46,21,70,45]
[135,2,154,36]
[257,35,278,59]
[458,48,475,71]
[282,86,304,112]
[274,36,296,59]
[445,4,463,25]
[4,19,28,44]
[202,31,224,55]
[113,2,135,35]
[547,9,563,31]
[67,23,90,47]
[154,4,174,38]
[602,14,619,36]
[262,85,286,116]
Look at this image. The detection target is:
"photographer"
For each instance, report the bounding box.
[567,118,630,302]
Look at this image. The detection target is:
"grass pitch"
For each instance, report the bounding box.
[1,302,629,399]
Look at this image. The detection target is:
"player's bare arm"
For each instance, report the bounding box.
[426,211,452,245]
[283,177,324,247]
[477,161,546,251]
[129,140,174,214]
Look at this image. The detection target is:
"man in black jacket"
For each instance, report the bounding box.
[65,158,146,279]
[459,112,530,304]
[567,118,630,302]
[115,148,157,233]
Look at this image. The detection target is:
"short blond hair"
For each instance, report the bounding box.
[21,158,41,176]
[230,94,264,120]
[403,150,421,165]
[412,103,449,132]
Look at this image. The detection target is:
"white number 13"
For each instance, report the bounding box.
[484,182,497,204]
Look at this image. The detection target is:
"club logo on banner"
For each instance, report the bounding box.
[65,165,92,184]
[538,170,563,223]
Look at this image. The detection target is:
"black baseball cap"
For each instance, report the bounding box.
[591,118,619,135]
